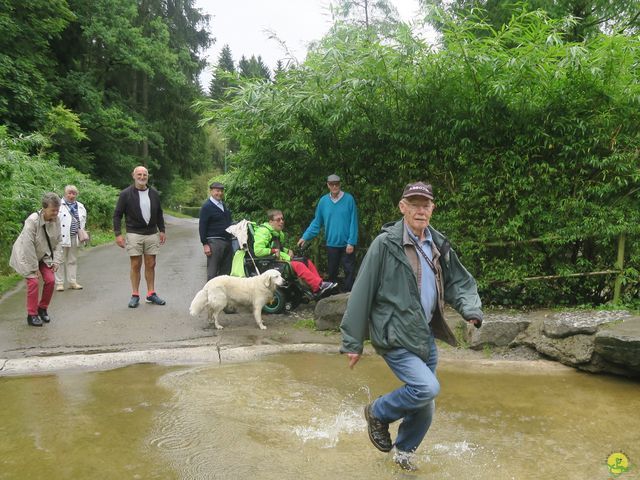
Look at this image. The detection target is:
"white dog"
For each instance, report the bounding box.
[189,269,284,330]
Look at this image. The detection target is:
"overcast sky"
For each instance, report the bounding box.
[195,0,424,88]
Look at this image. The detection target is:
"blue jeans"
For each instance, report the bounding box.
[372,336,439,453]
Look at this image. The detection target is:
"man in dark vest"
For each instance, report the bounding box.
[199,182,233,281]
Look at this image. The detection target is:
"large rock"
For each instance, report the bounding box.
[314,293,349,331]
[469,313,531,349]
[594,318,640,373]
[514,317,596,365]
[543,310,632,338]
[535,334,595,365]
[511,312,640,378]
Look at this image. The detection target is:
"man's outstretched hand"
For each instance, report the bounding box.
[347,353,361,369]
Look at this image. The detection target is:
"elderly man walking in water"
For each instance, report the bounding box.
[340,182,482,471]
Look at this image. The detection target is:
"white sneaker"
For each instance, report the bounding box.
[55,284,64,292]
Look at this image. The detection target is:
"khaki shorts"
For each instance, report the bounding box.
[126,232,161,256]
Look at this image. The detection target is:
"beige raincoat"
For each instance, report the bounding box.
[9,211,63,278]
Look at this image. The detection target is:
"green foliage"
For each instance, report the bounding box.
[0,0,74,130]
[330,0,401,35]
[238,55,272,81]
[209,44,239,99]
[293,318,316,330]
[453,322,471,348]
[0,127,118,275]
[1,0,213,189]
[43,104,88,144]
[425,0,640,40]
[163,170,218,210]
[200,7,640,307]
[0,273,21,296]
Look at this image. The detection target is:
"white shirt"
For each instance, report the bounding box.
[330,191,344,204]
[210,196,224,211]
[139,188,151,225]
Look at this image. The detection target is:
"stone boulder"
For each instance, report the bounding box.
[535,333,595,365]
[314,293,350,331]
[514,317,596,366]
[543,310,632,338]
[594,318,640,374]
[511,311,640,378]
[469,313,531,349]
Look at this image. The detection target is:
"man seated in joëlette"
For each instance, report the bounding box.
[253,209,336,295]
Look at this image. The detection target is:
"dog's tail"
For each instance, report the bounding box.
[189,288,208,316]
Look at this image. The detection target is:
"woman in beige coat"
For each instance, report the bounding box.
[9,193,63,327]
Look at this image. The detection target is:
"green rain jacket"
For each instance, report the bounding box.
[340,219,483,362]
[253,222,292,262]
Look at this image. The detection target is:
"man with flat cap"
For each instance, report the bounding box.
[340,181,483,471]
[297,174,359,291]
[199,181,233,281]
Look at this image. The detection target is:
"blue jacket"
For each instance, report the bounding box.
[199,199,232,244]
[302,192,358,247]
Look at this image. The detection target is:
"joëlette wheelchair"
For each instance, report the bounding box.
[240,223,332,314]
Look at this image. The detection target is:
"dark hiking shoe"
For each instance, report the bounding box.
[128,295,140,308]
[145,293,166,305]
[37,308,51,323]
[27,314,43,327]
[364,403,392,452]
[394,450,418,471]
[319,281,338,295]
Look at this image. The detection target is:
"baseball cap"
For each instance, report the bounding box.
[209,182,224,189]
[327,174,341,182]
[402,182,434,200]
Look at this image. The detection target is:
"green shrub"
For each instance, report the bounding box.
[0,127,118,275]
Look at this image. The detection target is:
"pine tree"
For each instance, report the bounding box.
[209,44,237,99]
[273,60,285,81]
[238,54,271,81]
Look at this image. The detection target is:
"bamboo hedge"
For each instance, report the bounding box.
[202,9,640,307]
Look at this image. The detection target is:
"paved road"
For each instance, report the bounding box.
[0,216,331,368]
[0,216,211,358]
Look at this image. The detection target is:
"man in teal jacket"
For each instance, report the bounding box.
[297,174,358,291]
[254,209,336,294]
[340,182,482,471]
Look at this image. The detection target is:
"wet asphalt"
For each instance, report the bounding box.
[0,216,245,361]
[0,216,342,375]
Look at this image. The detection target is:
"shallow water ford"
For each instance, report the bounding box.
[1,353,638,479]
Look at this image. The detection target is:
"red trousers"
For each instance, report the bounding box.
[290,259,322,292]
[25,262,55,315]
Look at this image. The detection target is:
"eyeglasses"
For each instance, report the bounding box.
[273,217,284,222]
[328,182,340,186]
[404,201,434,211]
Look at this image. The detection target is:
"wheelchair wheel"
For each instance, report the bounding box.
[262,289,285,314]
